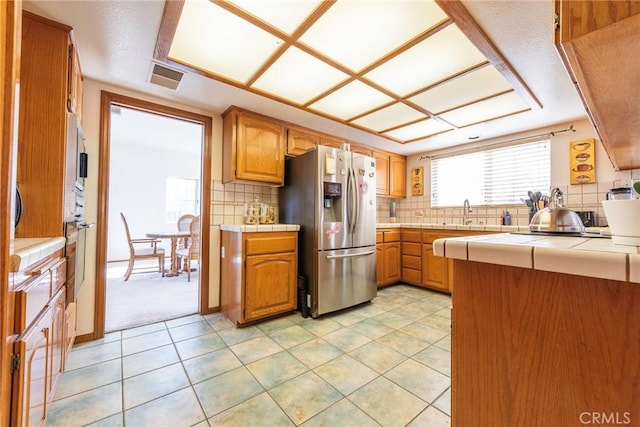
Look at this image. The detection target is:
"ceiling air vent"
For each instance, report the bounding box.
[148,63,184,90]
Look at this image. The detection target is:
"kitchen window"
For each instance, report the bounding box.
[165,176,199,222]
[431,139,550,207]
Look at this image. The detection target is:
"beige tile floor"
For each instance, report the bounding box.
[46,285,452,427]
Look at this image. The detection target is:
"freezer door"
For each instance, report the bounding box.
[313,246,377,317]
[316,145,350,251]
[350,153,377,248]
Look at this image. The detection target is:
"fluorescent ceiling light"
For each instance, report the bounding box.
[159,0,540,145]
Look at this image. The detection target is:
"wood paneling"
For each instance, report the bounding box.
[452,260,640,426]
[222,107,285,185]
[1,1,22,424]
[554,0,640,170]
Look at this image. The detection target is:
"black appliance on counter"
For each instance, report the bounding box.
[575,211,597,227]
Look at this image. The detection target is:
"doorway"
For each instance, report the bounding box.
[95,91,212,338]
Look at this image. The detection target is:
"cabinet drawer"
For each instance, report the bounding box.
[383,230,400,243]
[376,231,383,244]
[402,267,421,284]
[423,232,442,244]
[402,242,421,256]
[402,230,422,242]
[14,269,52,333]
[402,254,421,270]
[50,258,66,297]
[245,232,297,255]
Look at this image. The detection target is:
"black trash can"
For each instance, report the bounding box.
[297,275,309,318]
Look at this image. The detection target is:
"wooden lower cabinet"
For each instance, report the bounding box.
[421,231,449,292]
[221,231,298,326]
[401,230,422,285]
[452,260,640,425]
[376,229,400,287]
[244,252,297,321]
[12,288,65,427]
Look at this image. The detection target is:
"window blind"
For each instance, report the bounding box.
[431,139,550,207]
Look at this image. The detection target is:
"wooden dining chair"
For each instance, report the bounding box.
[176,215,200,282]
[120,212,166,281]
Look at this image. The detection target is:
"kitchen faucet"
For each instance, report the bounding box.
[463,199,473,225]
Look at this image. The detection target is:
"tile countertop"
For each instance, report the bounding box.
[220,224,300,232]
[377,223,527,232]
[433,232,640,283]
[10,237,66,273]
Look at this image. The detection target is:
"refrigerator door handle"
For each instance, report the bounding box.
[347,167,358,233]
[326,250,375,260]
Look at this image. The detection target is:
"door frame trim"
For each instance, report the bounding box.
[92,90,213,339]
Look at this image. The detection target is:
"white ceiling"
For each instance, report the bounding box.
[22,0,587,156]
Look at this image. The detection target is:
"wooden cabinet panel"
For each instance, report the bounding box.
[401,230,422,243]
[245,234,297,255]
[376,229,401,287]
[389,153,406,198]
[376,245,384,287]
[350,144,373,157]
[49,289,65,396]
[67,43,83,121]
[401,267,421,284]
[221,231,298,325]
[286,127,319,156]
[64,302,76,359]
[383,230,400,243]
[12,305,53,427]
[402,242,421,256]
[222,107,285,185]
[422,244,449,291]
[245,252,297,321]
[383,242,401,285]
[373,151,389,196]
[554,1,640,170]
[17,12,79,238]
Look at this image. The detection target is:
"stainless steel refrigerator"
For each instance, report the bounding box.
[279,144,377,318]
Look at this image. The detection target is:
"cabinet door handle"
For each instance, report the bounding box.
[326,251,375,260]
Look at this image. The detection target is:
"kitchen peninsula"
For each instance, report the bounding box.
[434,233,640,426]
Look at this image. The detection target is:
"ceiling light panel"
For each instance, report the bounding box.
[351,103,425,132]
[383,118,452,141]
[299,0,447,72]
[308,80,395,119]
[169,0,282,84]
[409,65,513,114]
[364,24,487,97]
[439,92,530,127]
[251,46,350,105]
[229,0,322,35]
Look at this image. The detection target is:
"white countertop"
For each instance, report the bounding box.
[433,232,639,283]
[220,224,300,232]
[377,222,526,232]
[10,237,66,273]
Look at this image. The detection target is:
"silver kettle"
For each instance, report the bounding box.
[529,187,585,234]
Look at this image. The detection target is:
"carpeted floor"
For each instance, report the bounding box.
[105,261,199,332]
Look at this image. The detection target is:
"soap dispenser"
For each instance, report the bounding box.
[504,211,512,226]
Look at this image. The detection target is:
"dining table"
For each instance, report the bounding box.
[145,230,191,277]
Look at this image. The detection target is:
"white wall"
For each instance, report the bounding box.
[383,118,640,225]
[108,143,200,261]
[77,78,223,336]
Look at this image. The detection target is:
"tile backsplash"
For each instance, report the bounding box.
[377,181,631,227]
[212,180,278,225]
[213,179,635,227]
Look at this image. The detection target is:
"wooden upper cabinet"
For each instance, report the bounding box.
[554,0,640,170]
[389,153,406,198]
[222,107,285,185]
[17,12,79,237]
[350,143,373,157]
[286,127,319,156]
[67,43,83,122]
[373,150,406,197]
[373,150,389,196]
